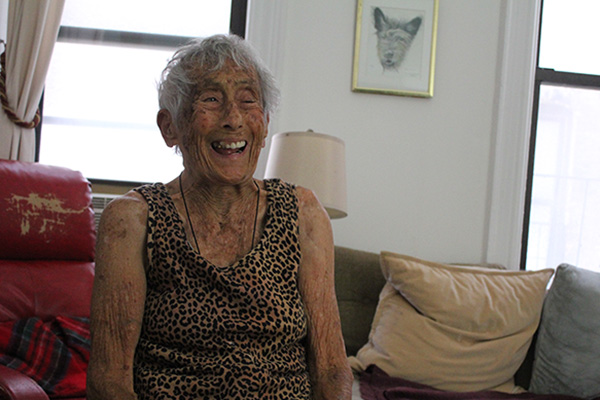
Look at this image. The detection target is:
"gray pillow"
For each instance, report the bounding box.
[530,264,600,398]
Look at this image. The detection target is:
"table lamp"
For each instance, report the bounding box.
[264,130,347,219]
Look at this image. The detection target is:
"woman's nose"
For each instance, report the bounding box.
[222,102,243,129]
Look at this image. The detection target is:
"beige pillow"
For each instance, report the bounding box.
[348,252,553,393]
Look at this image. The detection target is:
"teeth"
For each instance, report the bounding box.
[213,140,246,149]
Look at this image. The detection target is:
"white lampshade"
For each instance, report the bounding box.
[264,130,347,219]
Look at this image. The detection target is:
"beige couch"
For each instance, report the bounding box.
[333,245,600,398]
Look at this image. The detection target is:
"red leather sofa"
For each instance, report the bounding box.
[0,160,95,400]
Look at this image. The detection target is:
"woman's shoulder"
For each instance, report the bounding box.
[133,182,166,198]
[262,179,322,211]
[264,178,293,190]
[100,190,148,228]
[294,185,319,206]
[265,179,311,198]
[294,185,329,226]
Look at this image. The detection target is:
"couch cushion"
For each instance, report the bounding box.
[349,252,553,393]
[0,260,94,322]
[529,264,600,398]
[0,160,95,261]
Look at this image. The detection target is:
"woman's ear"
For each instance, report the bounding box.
[157,109,178,147]
[260,114,270,148]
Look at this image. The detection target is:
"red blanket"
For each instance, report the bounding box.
[0,315,90,398]
[359,365,598,400]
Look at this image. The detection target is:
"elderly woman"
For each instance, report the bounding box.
[86,35,352,399]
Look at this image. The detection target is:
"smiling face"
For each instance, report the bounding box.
[159,62,268,186]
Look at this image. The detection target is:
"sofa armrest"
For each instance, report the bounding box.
[0,365,49,400]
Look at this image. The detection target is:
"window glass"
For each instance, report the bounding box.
[60,0,231,37]
[40,0,232,183]
[526,84,600,273]
[538,0,600,75]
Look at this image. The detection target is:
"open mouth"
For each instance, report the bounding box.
[211,140,247,155]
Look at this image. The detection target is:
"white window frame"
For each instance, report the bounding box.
[485,0,541,270]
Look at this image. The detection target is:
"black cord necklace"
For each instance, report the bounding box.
[178,173,260,254]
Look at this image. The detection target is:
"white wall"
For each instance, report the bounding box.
[0,0,536,266]
[249,0,536,264]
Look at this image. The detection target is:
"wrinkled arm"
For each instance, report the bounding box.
[297,187,353,400]
[86,193,148,400]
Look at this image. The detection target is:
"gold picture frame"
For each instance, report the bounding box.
[352,0,438,98]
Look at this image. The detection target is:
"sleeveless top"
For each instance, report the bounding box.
[132,179,311,399]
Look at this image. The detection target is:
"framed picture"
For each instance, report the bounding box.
[352,0,438,98]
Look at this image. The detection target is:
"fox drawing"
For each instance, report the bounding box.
[373,7,422,71]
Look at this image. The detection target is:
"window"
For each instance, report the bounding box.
[522,0,600,273]
[39,0,246,184]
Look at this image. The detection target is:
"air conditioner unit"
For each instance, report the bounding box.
[91,193,119,231]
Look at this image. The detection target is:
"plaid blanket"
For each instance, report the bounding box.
[0,315,90,398]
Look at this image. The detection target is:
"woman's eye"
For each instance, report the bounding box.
[239,89,259,104]
[240,96,260,106]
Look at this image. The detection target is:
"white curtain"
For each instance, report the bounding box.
[0,0,64,161]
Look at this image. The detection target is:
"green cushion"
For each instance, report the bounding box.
[530,264,600,398]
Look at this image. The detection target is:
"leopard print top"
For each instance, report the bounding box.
[132,179,310,399]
